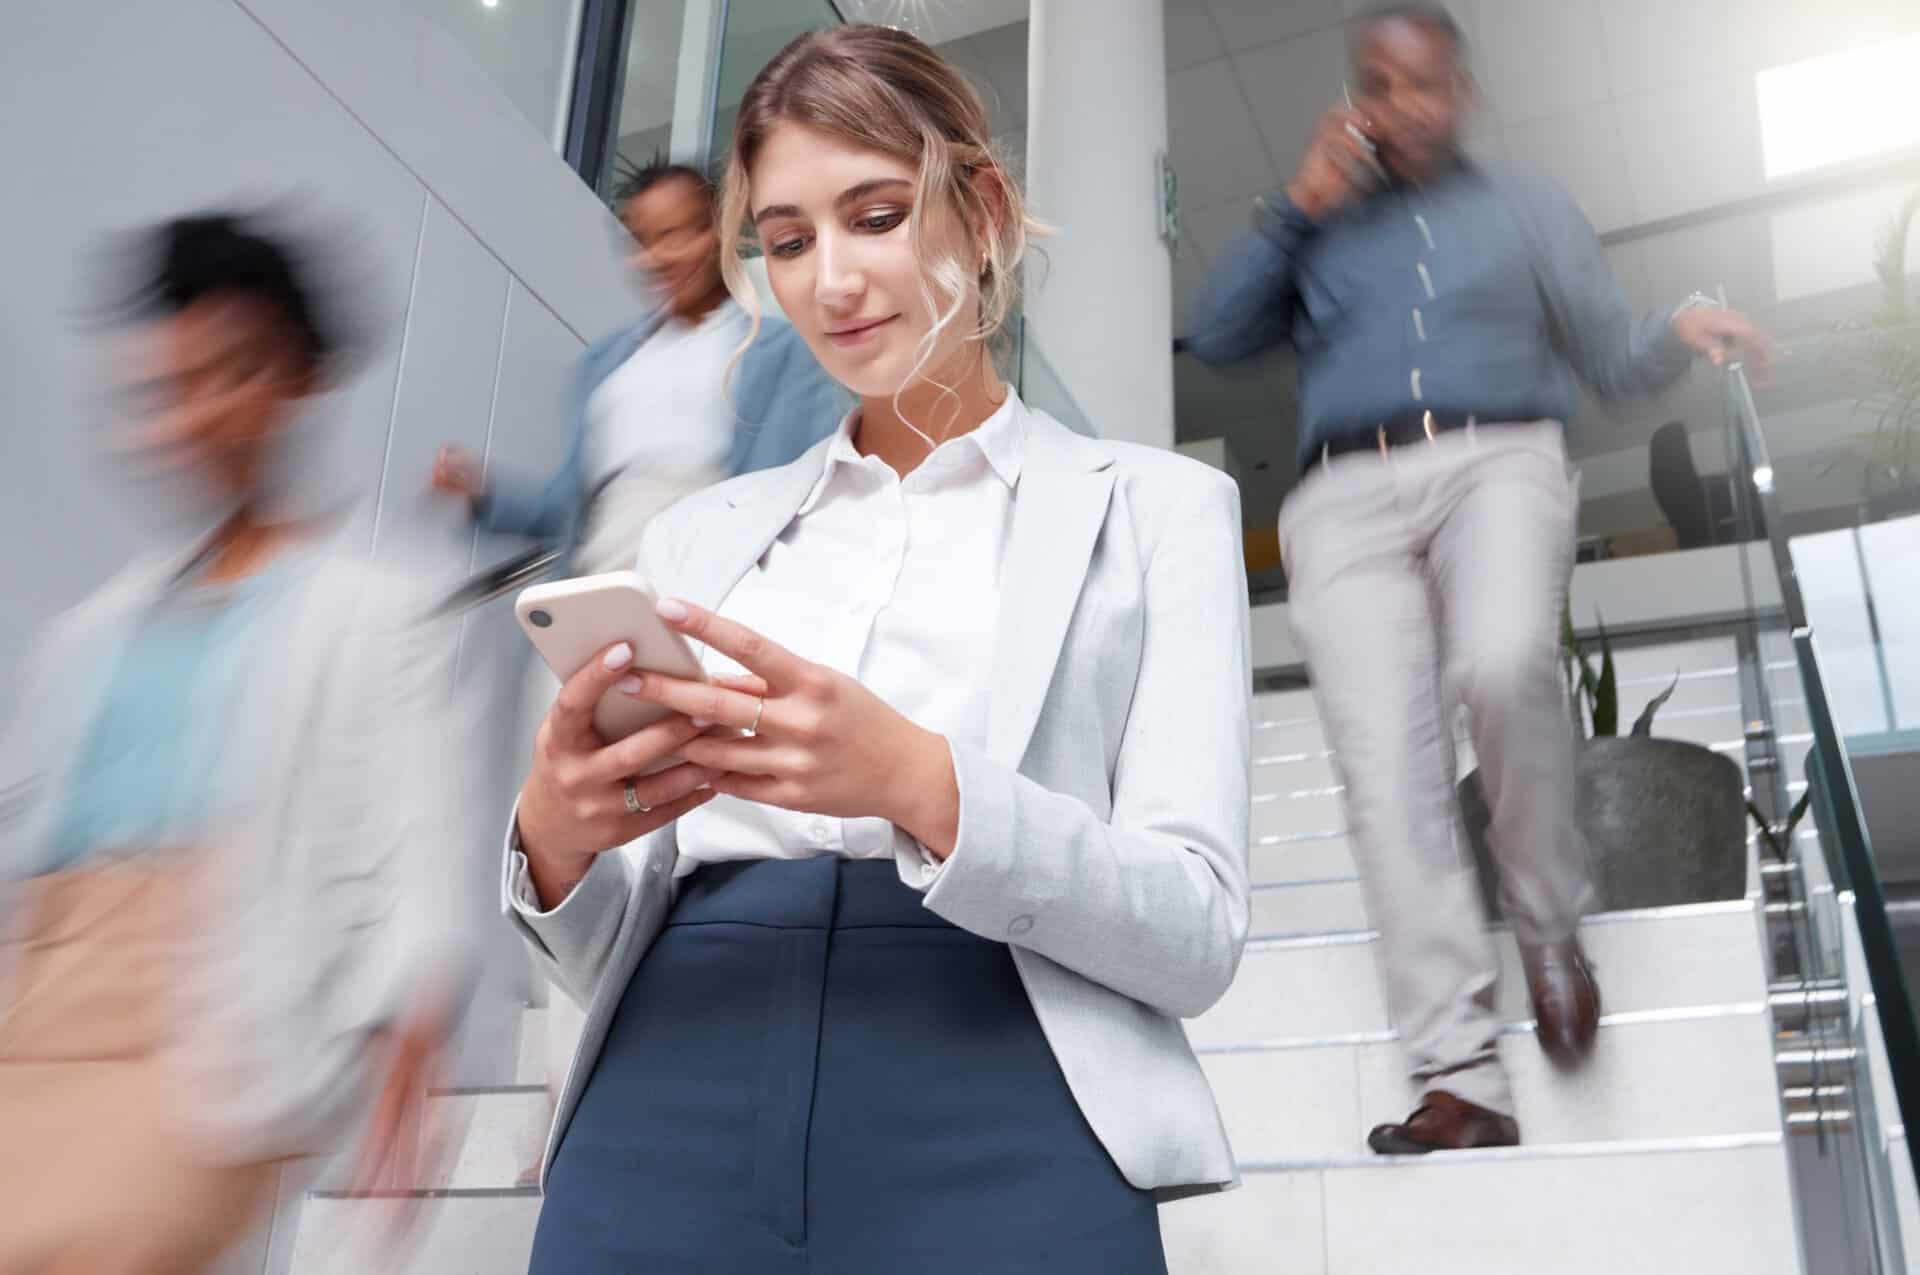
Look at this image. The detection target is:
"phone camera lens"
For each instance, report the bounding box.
[529,609,553,629]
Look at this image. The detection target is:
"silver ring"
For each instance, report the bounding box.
[748,697,765,736]
[623,782,648,815]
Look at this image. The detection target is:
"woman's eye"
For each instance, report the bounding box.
[856,211,905,234]
[768,237,808,259]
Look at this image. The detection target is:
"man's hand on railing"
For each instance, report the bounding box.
[1674,306,1777,384]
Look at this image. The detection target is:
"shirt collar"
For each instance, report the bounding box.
[795,389,1027,516]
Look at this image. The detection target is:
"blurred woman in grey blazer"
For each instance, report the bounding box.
[0,214,480,1273]
[504,25,1253,1275]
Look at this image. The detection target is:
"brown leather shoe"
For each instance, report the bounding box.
[1522,937,1601,1067]
[1367,1090,1520,1155]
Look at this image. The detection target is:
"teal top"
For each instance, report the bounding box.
[38,556,299,876]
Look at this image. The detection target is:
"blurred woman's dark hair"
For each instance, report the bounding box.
[611,154,716,215]
[115,211,355,377]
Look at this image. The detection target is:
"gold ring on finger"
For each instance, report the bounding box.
[623,781,649,815]
[748,697,765,736]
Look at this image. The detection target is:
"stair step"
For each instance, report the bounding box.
[516,1006,546,1087]
[1201,1007,1779,1162]
[421,1087,549,1191]
[1189,901,1768,1048]
[1161,1136,1797,1274]
[1250,879,1369,935]
[1251,789,1347,840]
[288,1190,540,1275]
[1250,833,1358,886]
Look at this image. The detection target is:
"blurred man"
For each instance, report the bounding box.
[1187,3,1773,1154]
[431,159,846,575]
[0,213,479,1271]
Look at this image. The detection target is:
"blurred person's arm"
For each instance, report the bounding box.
[1186,106,1374,367]
[1184,202,1306,366]
[1518,176,1696,401]
[344,571,489,1193]
[470,451,581,543]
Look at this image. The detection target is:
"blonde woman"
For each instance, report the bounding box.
[503,26,1251,1273]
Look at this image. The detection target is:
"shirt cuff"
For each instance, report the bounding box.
[896,738,965,892]
[1254,189,1320,237]
[505,848,549,917]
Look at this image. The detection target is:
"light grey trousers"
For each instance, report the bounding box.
[1279,422,1594,1117]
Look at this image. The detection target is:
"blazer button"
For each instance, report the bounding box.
[1008,915,1035,937]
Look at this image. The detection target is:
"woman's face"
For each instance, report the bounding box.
[749,122,977,400]
[119,295,307,495]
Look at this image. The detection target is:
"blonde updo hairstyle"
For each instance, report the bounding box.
[717,24,1042,437]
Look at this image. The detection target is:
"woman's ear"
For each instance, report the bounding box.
[968,162,1011,257]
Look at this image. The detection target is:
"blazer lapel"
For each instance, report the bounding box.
[987,413,1116,767]
[673,436,835,614]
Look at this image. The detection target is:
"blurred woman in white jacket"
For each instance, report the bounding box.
[0,213,481,1273]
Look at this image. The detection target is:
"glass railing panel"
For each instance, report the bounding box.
[1728,358,1920,1274]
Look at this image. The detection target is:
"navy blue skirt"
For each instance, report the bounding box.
[528,856,1166,1274]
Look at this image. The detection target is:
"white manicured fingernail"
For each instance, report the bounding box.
[656,598,690,622]
[602,643,633,670]
[616,676,643,694]
[691,717,710,729]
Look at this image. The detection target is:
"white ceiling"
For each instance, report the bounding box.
[837,0,1031,46]
[616,0,1032,148]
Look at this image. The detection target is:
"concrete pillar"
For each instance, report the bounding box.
[1024,0,1173,449]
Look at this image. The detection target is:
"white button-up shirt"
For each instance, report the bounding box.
[672,393,1024,871]
[582,299,747,488]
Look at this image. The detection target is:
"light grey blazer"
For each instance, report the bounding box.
[0,525,485,1162]
[504,401,1253,1200]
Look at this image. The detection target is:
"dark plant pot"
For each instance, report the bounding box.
[1457,736,1747,916]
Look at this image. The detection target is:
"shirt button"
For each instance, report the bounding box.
[1008,915,1035,937]
[810,819,833,842]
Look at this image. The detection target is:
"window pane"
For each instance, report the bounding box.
[607,0,694,186]
[419,0,587,151]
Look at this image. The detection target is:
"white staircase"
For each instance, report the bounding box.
[286,636,1815,1273]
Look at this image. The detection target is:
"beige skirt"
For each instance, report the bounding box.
[0,859,282,1275]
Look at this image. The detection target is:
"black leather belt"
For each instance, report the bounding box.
[1304,411,1531,474]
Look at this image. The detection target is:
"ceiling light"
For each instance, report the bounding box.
[1757,34,1920,180]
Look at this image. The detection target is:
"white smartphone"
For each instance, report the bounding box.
[1341,83,1389,188]
[514,571,706,743]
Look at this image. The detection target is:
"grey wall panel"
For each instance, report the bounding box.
[456,277,584,779]
[234,0,637,343]
[372,197,511,559]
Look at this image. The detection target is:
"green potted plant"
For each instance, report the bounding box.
[1457,607,1750,913]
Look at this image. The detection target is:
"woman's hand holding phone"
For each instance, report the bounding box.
[515,640,744,908]
[621,597,964,861]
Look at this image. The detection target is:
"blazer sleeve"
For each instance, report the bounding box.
[499,513,684,1009]
[471,346,601,543]
[920,470,1253,1018]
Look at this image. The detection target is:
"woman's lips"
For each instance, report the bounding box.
[825,315,898,347]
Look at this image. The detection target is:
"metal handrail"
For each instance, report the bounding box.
[1723,360,1920,1213]
[431,544,563,619]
